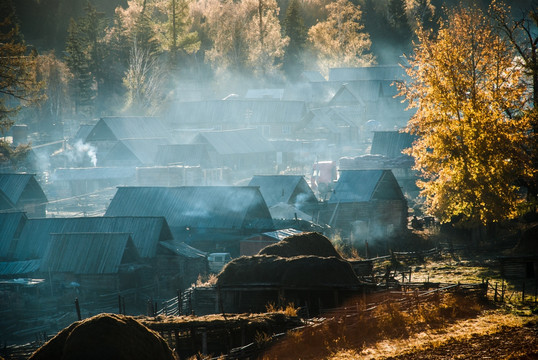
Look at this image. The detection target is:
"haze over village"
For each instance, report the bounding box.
[1,0,537,359]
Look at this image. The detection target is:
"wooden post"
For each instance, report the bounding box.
[122,297,126,315]
[501,280,505,303]
[75,298,81,321]
[494,283,498,302]
[202,330,207,355]
[177,289,182,315]
[522,281,526,303]
[118,294,122,314]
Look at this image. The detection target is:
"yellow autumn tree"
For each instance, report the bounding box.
[308,0,375,76]
[400,5,533,226]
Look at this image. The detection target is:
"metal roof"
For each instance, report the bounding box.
[329,65,406,82]
[71,124,94,144]
[194,129,274,154]
[371,131,416,158]
[0,173,41,205]
[329,170,386,203]
[155,144,210,166]
[13,216,173,260]
[51,167,137,181]
[248,175,316,207]
[105,186,274,230]
[85,116,170,142]
[40,233,138,275]
[159,241,207,258]
[0,259,40,275]
[301,71,326,82]
[103,138,170,165]
[168,100,307,125]
[0,211,27,258]
[258,228,304,241]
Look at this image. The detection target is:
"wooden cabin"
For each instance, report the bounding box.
[321,170,407,240]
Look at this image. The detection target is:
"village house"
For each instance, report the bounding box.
[0,173,47,218]
[248,175,318,216]
[99,138,171,167]
[38,232,143,293]
[105,186,275,257]
[84,116,172,162]
[191,129,276,177]
[320,169,408,241]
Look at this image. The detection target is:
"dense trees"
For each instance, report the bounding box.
[0,0,42,166]
[400,5,533,226]
[282,0,307,80]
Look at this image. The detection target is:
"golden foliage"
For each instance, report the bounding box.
[399,4,534,225]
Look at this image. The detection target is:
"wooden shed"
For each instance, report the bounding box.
[240,228,303,256]
[321,170,407,240]
[0,173,48,218]
[0,211,27,259]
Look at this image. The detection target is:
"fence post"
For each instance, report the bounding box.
[501,280,505,303]
[118,294,122,315]
[494,283,498,302]
[177,289,182,315]
[522,281,526,303]
[74,298,81,321]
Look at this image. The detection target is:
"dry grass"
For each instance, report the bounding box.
[260,292,489,360]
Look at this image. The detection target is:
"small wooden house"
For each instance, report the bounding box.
[0,173,47,218]
[192,129,275,173]
[322,170,407,240]
[39,232,143,293]
[100,138,170,167]
[158,241,208,290]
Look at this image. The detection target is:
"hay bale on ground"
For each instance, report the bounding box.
[258,232,341,258]
[29,313,176,360]
[216,255,360,288]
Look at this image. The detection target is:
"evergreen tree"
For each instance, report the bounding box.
[282,0,307,81]
[65,18,95,116]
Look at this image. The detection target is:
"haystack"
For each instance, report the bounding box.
[258,232,341,258]
[29,313,176,360]
[216,255,360,288]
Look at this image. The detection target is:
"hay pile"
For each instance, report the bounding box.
[258,232,342,258]
[29,314,176,360]
[216,255,360,288]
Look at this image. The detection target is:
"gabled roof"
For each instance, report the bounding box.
[0,173,46,206]
[329,170,404,204]
[40,233,139,275]
[159,241,207,258]
[105,186,274,230]
[371,131,417,158]
[167,100,307,125]
[102,138,170,166]
[248,175,317,207]
[0,211,27,259]
[283,81,341,104]
[71,124,95,144]
[85,116,170,142]
[329,65,406,82]
[13,216,173,260]
[193,129,274,154]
